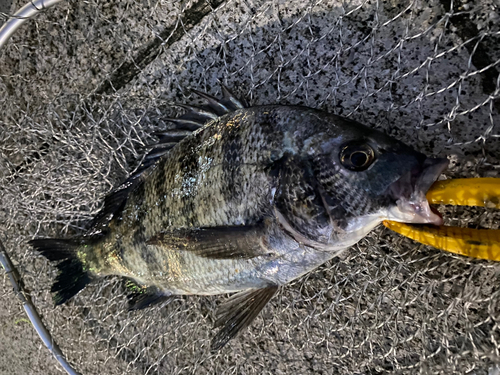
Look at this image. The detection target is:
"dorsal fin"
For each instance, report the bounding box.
[87,84,249,234]
[219,83,249,109]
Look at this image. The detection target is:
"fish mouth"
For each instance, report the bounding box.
[387,157,449,226]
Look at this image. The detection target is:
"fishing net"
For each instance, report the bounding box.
[1,0,500,373]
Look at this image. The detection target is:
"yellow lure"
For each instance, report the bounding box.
[383,178,500,261]
[425,178,500,208]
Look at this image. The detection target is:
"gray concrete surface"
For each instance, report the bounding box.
[0,0,12,17]
[1,0,499,374]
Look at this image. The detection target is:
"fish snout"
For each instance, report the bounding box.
[387,157,448,225]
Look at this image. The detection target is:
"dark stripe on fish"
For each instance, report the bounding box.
[129,183,149,249]
[140,243,161,269]
[222,121,243,211]
[128,179,160,269]
[274,154,331,242]
[178,136,200,227]
[251,115,284,164]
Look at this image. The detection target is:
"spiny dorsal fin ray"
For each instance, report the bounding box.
[142,147,171,161]
[174,104,219,121]
[163,117,204,131]
[211,285,279,350]
[191,89,230,116]
[220,83,249,109]
[151,129,193,143]
[142,142,178,153]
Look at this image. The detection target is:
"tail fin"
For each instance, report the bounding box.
[29,238,91,305]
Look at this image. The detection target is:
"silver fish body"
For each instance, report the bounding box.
[31,90,448,349]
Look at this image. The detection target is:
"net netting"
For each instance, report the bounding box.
[1,0,500,373]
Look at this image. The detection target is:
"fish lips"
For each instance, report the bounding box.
[387,157,449,226]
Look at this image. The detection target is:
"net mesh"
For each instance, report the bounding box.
[1,0,500,373]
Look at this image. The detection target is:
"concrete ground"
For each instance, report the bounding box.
[1,0,499,374]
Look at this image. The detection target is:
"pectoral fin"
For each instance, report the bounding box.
[211,285,279,350]
[147,225,272,260]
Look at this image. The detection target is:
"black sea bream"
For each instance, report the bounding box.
[31,85,448,349]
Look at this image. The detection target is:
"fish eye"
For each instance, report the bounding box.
[339,142,375,171]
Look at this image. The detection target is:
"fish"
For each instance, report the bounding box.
[30,84,448,350]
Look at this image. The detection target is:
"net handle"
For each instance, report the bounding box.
[0,0,65,50]
[0,239,81,375]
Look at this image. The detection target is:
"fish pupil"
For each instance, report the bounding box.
[350,151,368,167]
[339,142,375,171]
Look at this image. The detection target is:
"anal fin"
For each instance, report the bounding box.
[126,281,171,310]
[211,285,279,350]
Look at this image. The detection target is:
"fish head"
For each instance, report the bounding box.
[286,111,449,249]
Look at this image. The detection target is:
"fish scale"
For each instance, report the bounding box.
[30,88,448,350]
